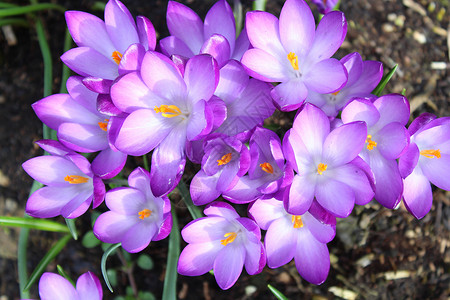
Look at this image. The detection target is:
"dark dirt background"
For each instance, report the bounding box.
[0,0,449,299]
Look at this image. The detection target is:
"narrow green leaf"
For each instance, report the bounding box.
[401,88,406,96]
[252,0,267,11]
[101,243,122,293]
[23,235,72,291]
[371,64,398,97]
[0,18,29,27]
[0,216,70,233]
[162,208,180,300]
[0,3,18,8]
[137,254,154,270]
[0,3,65,17]
[233,0,243,36]
[57,265,75,287]
[64,218,78,240]
[267,284,289,300]
[177,180,203,220]
[82,231,101,248]
[142,154,150,172]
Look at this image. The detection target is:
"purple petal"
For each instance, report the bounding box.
[286,175,315,215]
[35,140,73,157]
[302,212,335,243]
[118,43,146,75]
[92,176,105,208]
[127,167,152,196]
[341,98,380,127]
[332,163,374,206]
[39,272,78,300]
[121,221,157,253]
[106,187,146,214]
[200,34,230,68]
[204,0,236,53]
[376,122,410,160]
[76,272,102,300]
[204,201,240,219]
[340,52,363,87]
[26,186,79,218]
[370,154,403,208]
[215,60,249,104]
[186,99,213,141]
[265,217,297,268]
[408,112,436,136]
[248,198,286,230]
[60,190,92,218]
[398,142,420,178]
[154,209,172,241]
[350,60,383,94]
[403,168,433,219]
[271,79,307,111]
[185,54,218,103]
[159,36,195,58]
[315,178,355,218]
[58,123,108,153]
[214,245,245,290]
[182,217,230,243]
[421,154,450,190]
[232,28,250,60]
[91,148,127,179]
[190,171,221,205]
[94,211,136,244]
[104,0,139,53]
[304,58,347,94]
[82,77,113,94]
[373,94,410,128]
[136,16,156,50]
[241,48,289,82]
[245,11,284,58]
[178,241,222,276]
[222,176,262,204]
[244,242,266,275]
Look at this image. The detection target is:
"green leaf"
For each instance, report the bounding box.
[0,216,70,233]
[162,208,180,300]
[23,235,72,292]
[252,0,267,11]
[139,291,156,300]
[137,254,154,270]
[57,265,75,287]
[82,231,101,248]
[177,180,203,220]
[371,64,398,97]
[101,243,122,293]
[0,3,65,17]
[65,218,78,240]
[267,284,289,300]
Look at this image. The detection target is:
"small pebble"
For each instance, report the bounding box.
[382,23,395,33]
[413,31,427,44]
[245,285,257,296]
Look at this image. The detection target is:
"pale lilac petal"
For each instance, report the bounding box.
[215,60,248,103]
[204,0,235,53]
[248,198,286,230]
[398,142,420,178]
[350,60,383,94]
[118,43,146,75]
[241,48,289,82]
[308,200,336,226]
[93,211,136,243]
[279,0,315,58]
[121,221,157,252]
[265,217,297,268]
[181,217,230,243]
[127,167,153,197]
[187,99,213,141]
[204,201,240,219]
[408,112,436,135]
[91,148,127,179]
[403,168,433,219]
[136,16,156,50]
[271,79,307,111]
[303,58,347,94]
[315,178,355,218]
[76,272,102,300]
[159,36,195,58]
[106,187,146,214]
[66,75,99,115]
[60,190,92,218]
[294,229,330,285]
[340,52,363,87]
[214,244,245,290]
[232,28,250,60]
[190,171,221,205]
[154,210,172,241]
[105,0,139,53]
[286,175,315,215]
[58,123,108,153]
[178,241,222,276]
[415,122,450,148]
[39,273,78,300]
[244,242,266,275]
[302,212,335,243]
[35,140,73,157]
[370,154,403,208]
[245,11,285,57]
[217,161,240,192]
[222,176,262,204]
[332,163,374,206]
[26,186,79,218]
[185,54,218,103]
[92,176,105,208]
[421,154,450,190]
[373,94,410,128]
[376,122,410,159]
[200,34,230,68]
[82,77,113,94]
[341,98,380,127]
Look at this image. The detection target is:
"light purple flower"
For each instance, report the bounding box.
[249,198,335,284]
[341,95,410,209]
[35,271,102,300]
[310,0,339,14]
[398,114,450,219]
[307,52,383,117]
[61,0,156,81]
[283,104,374,218]
[94,167,172,252]
[22,140,105,219]
[177,202,265,290]
[160,0,250,67]
[241,0,348,111]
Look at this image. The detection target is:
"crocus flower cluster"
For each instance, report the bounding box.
[22,0,449,294]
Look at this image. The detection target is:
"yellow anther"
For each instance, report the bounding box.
[420,149,441,159]
[291,215,304,228]
[138,209,152,220]
[98,119,109,132]
[287,52,299,70]
[217,153,232,166]
[260,162,274,174]
[64,175,89,184]
[365,135,377,151]
[154,105,182,118]
[317,163,327,175]
[331,90,340,96]
[221,232,237,246]
[112,51,123,65]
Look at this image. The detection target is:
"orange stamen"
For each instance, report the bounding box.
[331,90,340,96]
[64,175,89,184]
[138,209,152,220]
[287,52,299,70]
[112,51,123,65]
[260,162,274,174]
[317,163,327,175]
[98,119,109,132]
[420,149,441,159]
[291,215,304,228]
[217,153,232,166]
[154,105,182,118]
[221,232,237,246]
[366,135,377,150]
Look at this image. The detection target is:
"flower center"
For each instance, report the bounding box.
[98,119,109,132]
[138,209,152,220]
[64,175,89,184]
[154,105,182,118]
[221,232,237,246]
[217,153,232,166]
[260,162,274,174]
[291,215,304,228]
[420,149,441,159]
[112,51,123,65]
[317,163,327,175]
[287,52,299,70]
[366,135,377,150]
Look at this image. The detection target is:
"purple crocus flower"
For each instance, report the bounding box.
[35,271,102,300]
[310,0,339,14]
[307,52,383,117]
[178,202,266,290]
[160,0,250,67]
[32,76,127,179]
[341,94,410,209]
[398,114,450,219]
[22,140,105,219]
[111,52,219,196]
[94,167,172,252]
[61,0,156,81]
[241,0,348,111]
[283,104,374,218]
[249,198,335,284]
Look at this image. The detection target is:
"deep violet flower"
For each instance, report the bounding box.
[178,202,266,290]
[283,104,374,218]
[94,167,172,252]
[160,0,250,67]
[32,76,127,179]
[111,52,219,196]
[310,0,339,14]
[34,271,102,300]
[341,94,410,209]
[241,0,348,111]
[61,0,156,81]
[22,140,105,219]
[307,52,383,117]
[249,198,335,284]
[398,114,450,219]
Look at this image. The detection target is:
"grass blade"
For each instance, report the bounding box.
[0,3,65,17]
[0,18,28,27]
[101,243,122,293]
[0,216,70,233]
[162,208,180,300]
[64,218,78,240]
[267,284,289,300]
[57,265,75,286]
[177,180,203,220]
[371,64,398,97]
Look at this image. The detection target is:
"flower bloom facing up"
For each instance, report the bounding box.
[178,202,266,290]
[35,271,102,300]
[94,167,172,252]
[22,140,105,219]
[399,114,450,219]
[249,198,335,284]
[283,104,374,218]
[242,0,347,111]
